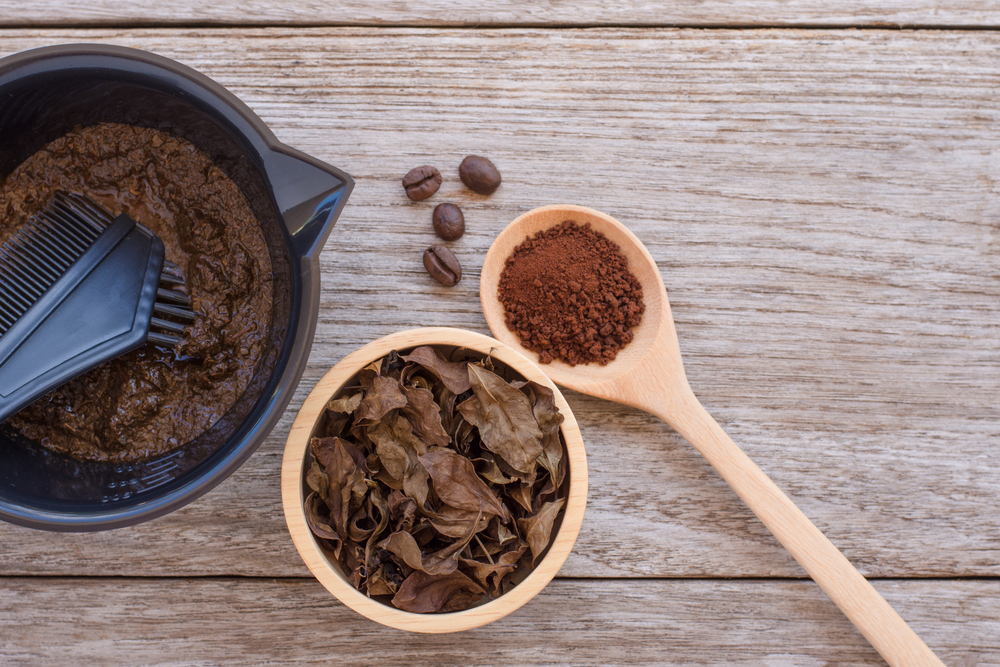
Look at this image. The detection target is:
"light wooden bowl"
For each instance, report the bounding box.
[281,327,588,633]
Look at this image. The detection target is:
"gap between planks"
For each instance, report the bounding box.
[1,574,996,582]
[3,22,1000,30]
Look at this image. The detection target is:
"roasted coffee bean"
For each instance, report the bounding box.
[432,203,465,241]
[402,165,442,201]
[423,245,462,286]
[459,155,501,195]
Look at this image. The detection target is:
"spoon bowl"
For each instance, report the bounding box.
[481,205,668,391]
[481,205,689,419]
[481,204,944,667]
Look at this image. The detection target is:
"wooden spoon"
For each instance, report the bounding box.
[480,204,945,667]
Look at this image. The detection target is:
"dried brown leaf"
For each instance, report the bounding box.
[456,396,480,425]
[468,364,543,474]
[347,503,375,543]
[401,385,451,448]
[437,386,459,434]
[391,570,486,613]
[368,414,429,508]
[509,482,534,514]
[419,449,508,520]
[324,410,350,438]
[373,469,403,491]
[306,460,329,498]
[452,419,476,456]
[327,392,363,414]
[496,521,519,546]
[459,541,527,592]
[356,373,407,421]
[388,489,418,533]
[493,451,537,487]
[520,381,563,434]
[312,437,367,472]
[364,481,390,574]
[473,534,503,558]
[520,381,565,481]
[402,346,472,394]
[426,505,491,539]
[533,473,558,512]
[518,499,566,565]
[408,374,433,391]
[342,541,365,589]
[311,437,361,536]
[474,453,516,485]
[366,565,398,597]
[378,519,476,576]
[305,492,342,547]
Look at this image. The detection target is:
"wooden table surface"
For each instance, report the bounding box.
[1,4,999,665]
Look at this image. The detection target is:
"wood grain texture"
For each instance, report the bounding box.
[0,29,997,586]
[1,0,999,28]
[1,578,996,666]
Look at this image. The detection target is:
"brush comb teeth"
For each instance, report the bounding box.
[0,191,195,346]
[149,260,196,347]
[0,190,198,423]
[0,192,104,335]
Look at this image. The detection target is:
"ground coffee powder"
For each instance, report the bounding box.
[498,220,645,366]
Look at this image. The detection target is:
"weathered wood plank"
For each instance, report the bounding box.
[1,578,995,666]
[0,0,998,28]
[0,29,998,579]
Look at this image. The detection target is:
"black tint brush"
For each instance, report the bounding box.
[0,191,195,421]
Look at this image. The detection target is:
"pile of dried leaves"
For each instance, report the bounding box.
[304,346,568,613]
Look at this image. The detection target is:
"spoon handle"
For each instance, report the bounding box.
[662,393,945,667]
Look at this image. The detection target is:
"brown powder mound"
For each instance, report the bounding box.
[498,220,645,366]
[0,122,273,462]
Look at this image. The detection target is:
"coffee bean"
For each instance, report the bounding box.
[402,165,442,201]
[423,245,462,286]
[459,155,501,195]
[432,203,465,241]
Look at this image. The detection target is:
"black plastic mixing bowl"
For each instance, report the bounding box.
[0,44,354,531]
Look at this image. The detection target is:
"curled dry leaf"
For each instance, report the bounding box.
[519,381,565,482]
[306,460,329,499]
[364,481,390,573]
[401,385,452,448]
[311,437,364,536]
[518,498,567,566]
[365,566,398,597]
[328,392,362,414]
[388,489,418,533]
[402,346,472,394]
[305,348,570,613]
[368,414,430,509]
[460,541,527,592]
[379,511,478,576]
[391,570,486,614]
[305,492,341,544]
[426,504,492,538]
[468,365,543,474]
[419,449,509,520]
[324,410,350,439]
[356,373,407,421]
[474,453,516,485]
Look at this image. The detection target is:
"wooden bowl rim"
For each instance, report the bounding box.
[281,327,588,633]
